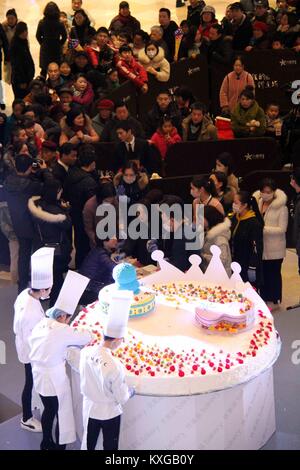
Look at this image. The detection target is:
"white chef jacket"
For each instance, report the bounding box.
[13,289,45,364]
[29,318,92,444]
[79,344,130,421]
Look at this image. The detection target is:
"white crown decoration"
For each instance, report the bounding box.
[140,245,265,308]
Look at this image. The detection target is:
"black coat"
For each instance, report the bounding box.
[64,167,98,218]
[79,246,115,293]
[51,162,68,186]
[114,138,151,172]
[158,224,200,272]
[28,196,72,266]
[187,1,206,29]
[232,16,253,50]
[70,23,96,47]
[162,21,178,61]
[143,102,182,139]
[10,37,35,86]
[101,116,145,142]
[207,37,233,65]
[3,175,42,239]
[36,18,67,70]
[231,214,264,286]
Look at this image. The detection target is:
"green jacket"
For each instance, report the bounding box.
[231,101,266,138]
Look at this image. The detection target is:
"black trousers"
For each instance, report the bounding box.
[39,395,66,450]
[73,219,90,269]
[260,259,283,303]
[17,237,32,293]
[87,415,121,450]
[22,363,33,422]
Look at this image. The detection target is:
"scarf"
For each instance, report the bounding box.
[232,209,256,237]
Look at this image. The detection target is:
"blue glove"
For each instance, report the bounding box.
[146,239,159,253]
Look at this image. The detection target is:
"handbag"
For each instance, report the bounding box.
[37,223,62,257]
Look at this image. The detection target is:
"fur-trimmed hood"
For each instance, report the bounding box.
[28,196,67,223]
[253,189,287,211]
[138,47,166,66]
[205,217,231,241]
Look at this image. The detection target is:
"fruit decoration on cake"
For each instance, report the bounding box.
[72,246,280,396]
[98,263,156,318]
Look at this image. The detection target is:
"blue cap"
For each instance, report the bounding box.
[46,307,67,320]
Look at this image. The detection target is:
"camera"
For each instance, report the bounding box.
[31,159,42,169]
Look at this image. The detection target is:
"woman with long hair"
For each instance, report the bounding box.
[231,190,264,287]
[10,22,35,99]
[59,105,99,145]
[36,2,67,76]
[190,175,225,224]
[69,9,96,47]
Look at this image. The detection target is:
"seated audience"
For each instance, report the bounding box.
[150,117,182,160]
[174,87,195,119]
[116,45,148,93]
[59,106,99,145]
[71,73,94,111]
[92,99,114,139]
[207,24,233,64]
[198,6,218,39]
[265,103,283,138]
[101,101,145,142]
[138,42,170,82]
[245,21,271,50]
[144,90,182,138]
[231,86,266,138]
[182,102,217,142]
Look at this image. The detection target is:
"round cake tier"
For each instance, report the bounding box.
[98,284,155,318]
[74,284,279,396]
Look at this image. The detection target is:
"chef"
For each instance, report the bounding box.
[13,247,55,433]
[79,290,135,450]
[28,271,92,450]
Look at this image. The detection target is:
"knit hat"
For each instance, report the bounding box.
[201,6,216,15]
[97,99,114,110]
[119,1,129,9]
[252,21,269,32]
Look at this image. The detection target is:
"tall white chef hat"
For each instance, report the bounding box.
[104,290,133,339]
[31,247,55,289]
[53,270,90,316]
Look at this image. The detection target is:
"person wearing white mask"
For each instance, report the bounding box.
[29,271,92,450]
[13,247,55,433]
[138,42,170,82]
[231,190,264,288]
[253,178,288,305]
[80,290,135,450]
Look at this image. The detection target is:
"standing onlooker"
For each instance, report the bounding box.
[10,22,35,99]
[69,9,96,47]
[36,2,67,77]
[2,9,18,86]
[253,178,288,305]
[214,152,239,193]
[231,191,264,287]
[219,56,255,115]
[190,175,225,223]
[187,0,207,29]
[0,22,9,108]
[229,2,253,50]
[159,8,178,61]
[109,1,141,38]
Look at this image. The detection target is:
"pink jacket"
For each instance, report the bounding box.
[150,128,182,160]
[219,71,255,112]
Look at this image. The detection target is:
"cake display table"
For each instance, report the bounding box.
[68,248,281,450]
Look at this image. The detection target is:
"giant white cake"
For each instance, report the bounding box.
[73,247,280,396]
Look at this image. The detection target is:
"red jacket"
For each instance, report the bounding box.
[198,19,218,39]
[150,128,182,160]
[85,45,99,68]
[116,56,148,89]
[72,81,95,108]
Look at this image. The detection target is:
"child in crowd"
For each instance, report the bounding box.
[272,35,285,49]
[116,45,148,93]
[150,118,181,160]
[71,74,94,110]
[265,103,283,137]
[85,36,100,68]
[105,68,120,92]
[60,61,73,82]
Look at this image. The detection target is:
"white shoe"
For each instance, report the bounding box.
[21,417,42,433]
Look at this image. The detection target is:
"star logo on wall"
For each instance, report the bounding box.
[244,153,252,161]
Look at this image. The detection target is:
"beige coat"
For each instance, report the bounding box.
[138,47,170,82]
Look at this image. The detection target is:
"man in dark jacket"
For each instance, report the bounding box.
[109,1,141,38]
[159,8,178,61]
[114,121,152,172]
[64,145,99,268]
[52,142,78,186]
[143,90,182,138]
[207,24,233,65]
[187,0,206,29]
[101,101,145,142]
[230,3,254,50]
[4,155,43,292]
